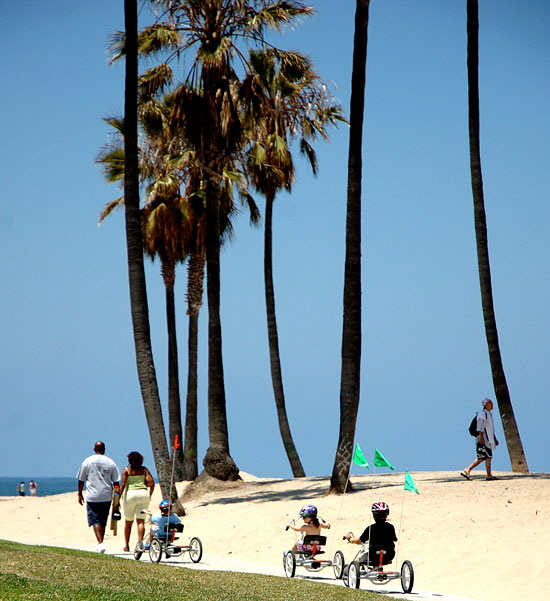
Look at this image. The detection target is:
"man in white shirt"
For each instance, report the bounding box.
[461,398,500,481]
[77,441,120,552]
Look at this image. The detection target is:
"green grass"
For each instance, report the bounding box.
[0,540,396,601]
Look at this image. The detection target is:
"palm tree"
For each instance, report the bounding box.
[97,82,200,486]
[182,248,205,480]
[141,193,189,481]
[121,0,174,499]
[329,0,370,494]
[244,48,344,477]
[97,103,189,482]
[144,0,313,480]
[466,0,528,472]
[98,101,241,484]
[139,85,202,481]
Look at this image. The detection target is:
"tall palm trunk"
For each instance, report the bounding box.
[467,0,528,473]
[329,0,370,494]
[182,252,204,480]
[203,183,239,480]
[264,190,306,478]
[162,260,185,480]
[123,0,177,500]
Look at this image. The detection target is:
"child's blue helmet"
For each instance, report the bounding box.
[159,499,171,511]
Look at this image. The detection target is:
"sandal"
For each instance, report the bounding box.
[460,471,471,481]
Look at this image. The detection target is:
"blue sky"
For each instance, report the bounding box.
[1,1,549,480]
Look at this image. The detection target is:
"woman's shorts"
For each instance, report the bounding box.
[476,442,493,460]
[87,501,111,527]
[122,489,150,520]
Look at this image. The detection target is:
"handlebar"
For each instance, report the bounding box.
[343,531,354,541]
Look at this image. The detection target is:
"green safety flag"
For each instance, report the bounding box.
[373,448,395,470]
[404,470,419,494]
[352,443,369,468]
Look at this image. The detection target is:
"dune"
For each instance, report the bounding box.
[0,470,548,601]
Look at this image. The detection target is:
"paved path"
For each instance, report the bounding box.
[115,551,481,601]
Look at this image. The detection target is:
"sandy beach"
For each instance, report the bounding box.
[1,470,548,601]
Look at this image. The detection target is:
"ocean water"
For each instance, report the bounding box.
[0,477,76,497]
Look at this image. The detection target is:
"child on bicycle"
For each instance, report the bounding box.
[143,499,182,545]
[287,504,331,553]
[343,501,397,566]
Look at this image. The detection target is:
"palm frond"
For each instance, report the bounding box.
[139,63,174,102]
[98,196,124,224]
[102,115,125,136]
[249,2,315,34]
[107,31,126,64]
[239,188,261,226]
[96,146,125,183]
[108,22,182,64]
[299,138,317,175]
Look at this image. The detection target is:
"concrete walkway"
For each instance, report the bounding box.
[115,551,482,601]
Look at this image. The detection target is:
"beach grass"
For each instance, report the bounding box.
[0,540,394,601]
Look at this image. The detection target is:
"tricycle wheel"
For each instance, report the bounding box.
[347,560,361,589]
[189,537,203,563]
[332,550,345,579]
[149,538,162,563]
[283,550,296,578]
[342,564,350,587]
[133,540,143,561]
[400,560,414,593]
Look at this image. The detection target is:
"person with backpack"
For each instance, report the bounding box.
[461,398,500,481]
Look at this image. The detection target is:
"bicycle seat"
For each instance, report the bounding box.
[162,523,184,533]
[302,535,327,546]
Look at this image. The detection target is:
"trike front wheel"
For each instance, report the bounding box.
[283,551,296,578]
[347,561,361,589]
[333,550,345,579]
[133,541,143,561]
[149,538,162,563]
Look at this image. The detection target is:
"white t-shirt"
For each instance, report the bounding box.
[76,454,121,502]
[476,410,496,449]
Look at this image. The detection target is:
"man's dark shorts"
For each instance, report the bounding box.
[87,501,111,527]
[476,442,493,460]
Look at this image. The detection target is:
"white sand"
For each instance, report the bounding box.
[1,471,548,601]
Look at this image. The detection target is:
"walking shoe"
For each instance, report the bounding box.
[97,543,106,553]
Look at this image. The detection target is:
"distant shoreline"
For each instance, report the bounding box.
[0,476,76,498]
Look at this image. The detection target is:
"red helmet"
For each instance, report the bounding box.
[371,501,389,518]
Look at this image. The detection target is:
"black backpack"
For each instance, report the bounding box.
[468,414,479,437]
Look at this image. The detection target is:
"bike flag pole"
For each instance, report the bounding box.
[395,470,419,566]
[330,442,370,557]
[168,435,181,512]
